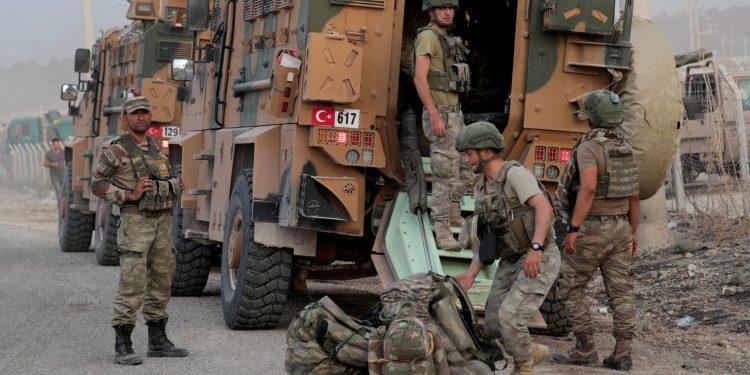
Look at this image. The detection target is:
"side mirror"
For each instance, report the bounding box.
[171,59,195,82]
[187,0,209,31]
[61,84,79,101]
[74,48,91,73]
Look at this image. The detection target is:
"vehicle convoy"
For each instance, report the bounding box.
[678,58,750,184]
[173,0,680,332]
[59,0,193,265]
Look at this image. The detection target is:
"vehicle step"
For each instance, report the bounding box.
[187,189,212,195]
[193,153,215,161]
[77,176,91,182]
[185,230,209,240]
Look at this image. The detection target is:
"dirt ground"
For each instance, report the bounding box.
[1,186,748,374]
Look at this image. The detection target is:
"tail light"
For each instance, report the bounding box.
[350,131,361,146]
[547,147,558,162]
[364,132,374,147]
[560,148,571,163]
[337,131,347,145]
[535,146,546,161]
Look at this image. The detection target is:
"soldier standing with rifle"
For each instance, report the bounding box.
[413,0,473,251]
[91,96,188,365]
[454,122,560,375]
[552,90,640,371]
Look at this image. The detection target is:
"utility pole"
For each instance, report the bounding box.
[81,0,94,81]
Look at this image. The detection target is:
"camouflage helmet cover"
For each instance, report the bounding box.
[583,90,624,128]
[422,0,459,11]
[456,121,505,152]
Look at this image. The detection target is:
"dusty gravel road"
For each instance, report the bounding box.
[0,187,747,374]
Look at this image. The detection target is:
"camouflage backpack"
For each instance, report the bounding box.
[368,302,448,374]
[285,296,370,375]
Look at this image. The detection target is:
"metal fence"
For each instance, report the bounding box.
[4,142,53,189]
[668,62,750,222]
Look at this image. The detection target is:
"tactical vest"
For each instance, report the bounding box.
[412,25,471,93]
[474,161,555,262]
[116,134,180,211]
[592,136,639,199]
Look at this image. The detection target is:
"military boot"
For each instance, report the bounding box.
[551,333,598,366]
[512,359,534,375]
[449,202,464,228]
[113,324,143,365]
[146,318,189,357]
[603,337,633,371]
[532,343,549,365]
[434,221,460,251]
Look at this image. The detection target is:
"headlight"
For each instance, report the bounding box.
[345,149,360,164]
[546,166,560,180]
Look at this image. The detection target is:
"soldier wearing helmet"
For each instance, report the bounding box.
[454,122,560,375]
[413,0,473,251]
[552,90,639,371]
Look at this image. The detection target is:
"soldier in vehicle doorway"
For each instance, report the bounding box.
[454,122,560,375]
[552,90,640,371]
[413,0,473,251]
[91,96,188,365]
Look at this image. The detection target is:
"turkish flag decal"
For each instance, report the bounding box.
[146,126,162,137]
[312,106,335,126]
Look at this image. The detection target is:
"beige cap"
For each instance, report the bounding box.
[123,96,151,114]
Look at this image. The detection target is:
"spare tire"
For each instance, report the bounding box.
[614,17,683,200]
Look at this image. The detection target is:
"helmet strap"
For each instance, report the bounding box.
[476,150,503,172]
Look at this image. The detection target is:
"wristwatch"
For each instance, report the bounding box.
[567,224,580,233]
[531,242,545,252]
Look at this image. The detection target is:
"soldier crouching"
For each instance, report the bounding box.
[91,96,188,365]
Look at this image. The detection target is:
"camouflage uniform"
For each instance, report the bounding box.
[91,134,177,326]
[475,162,560,364]
[558,217,634,337]
[553,90,639,371]
[414,23,473,226]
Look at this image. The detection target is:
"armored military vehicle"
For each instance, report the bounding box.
[163,0,680,332]
[679,59,750,185]
[59,0,193,265]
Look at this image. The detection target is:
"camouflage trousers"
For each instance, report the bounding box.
[484,245,561,362]
[422,105,473,221]
[558,216,635,339]
[112,210,175,326]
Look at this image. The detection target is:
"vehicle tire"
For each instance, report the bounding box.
[171,181,213,296]
[221,169,292,329]
[94,200,120,266]
[58,164,94,252]
[530,281,571,337]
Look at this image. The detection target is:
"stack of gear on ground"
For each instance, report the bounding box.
[285,273,501,374]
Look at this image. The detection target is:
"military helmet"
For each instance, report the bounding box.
[583,90,624,128]
[456,121,505,152]
[422,0,459,11]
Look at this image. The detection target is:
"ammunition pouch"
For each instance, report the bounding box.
[138,177,180,212]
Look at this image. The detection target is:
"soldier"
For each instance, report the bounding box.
[454,122,560,375]
[551,90,639,371]
[413,0,473,251]
[91,96,188,365]
[43,138,65,202]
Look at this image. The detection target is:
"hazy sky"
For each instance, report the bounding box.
[0,0,746,69]
[1,0,129,69]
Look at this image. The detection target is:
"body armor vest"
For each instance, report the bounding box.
[412,25,471,93]
[117,134,180,211]
[475,161,554,261]
[592,135,639,199]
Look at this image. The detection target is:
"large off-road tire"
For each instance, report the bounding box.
[94,200,119,266]
[58,164,94,252]
[221,169,292,329]
[531,281,571,337]
[171,191,213,296]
